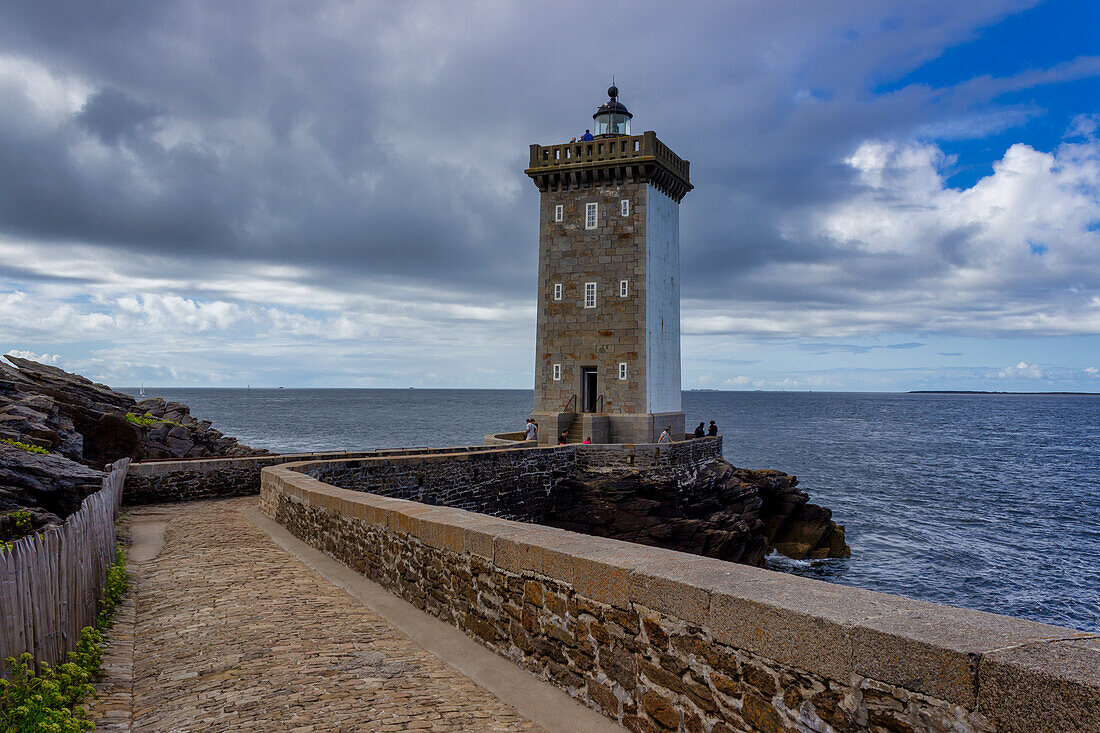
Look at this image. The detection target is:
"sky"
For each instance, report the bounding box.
[1,0,1099,392]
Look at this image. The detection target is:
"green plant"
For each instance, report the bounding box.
[0,652,95,733]
[123,412,181,428]
[96,547,127,629]
[0,544,127,731]
[1,511,35,552]
[0,439,49,455]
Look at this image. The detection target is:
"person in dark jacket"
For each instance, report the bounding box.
[707,421,718,436]
[693,422,706,438]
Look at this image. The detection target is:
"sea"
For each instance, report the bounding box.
[121,388,1100,633]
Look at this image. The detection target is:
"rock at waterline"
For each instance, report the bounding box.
[545,458,850,564]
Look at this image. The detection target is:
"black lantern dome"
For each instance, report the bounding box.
[593,85,632,137]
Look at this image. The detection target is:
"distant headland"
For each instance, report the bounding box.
[909,390,1100,395]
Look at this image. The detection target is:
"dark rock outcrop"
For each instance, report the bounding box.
[0,356,261,465]
[0,442,103,534]
[545,458,849,565]
[0,355,264,533]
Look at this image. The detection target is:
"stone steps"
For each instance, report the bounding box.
[566,416,585,443]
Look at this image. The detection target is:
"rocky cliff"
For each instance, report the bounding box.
[0,356,263,536]
[546,457,849,564]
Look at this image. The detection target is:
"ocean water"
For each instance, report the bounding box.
[123,388,1100,632]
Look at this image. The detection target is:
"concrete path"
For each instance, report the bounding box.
[88,497,622,732]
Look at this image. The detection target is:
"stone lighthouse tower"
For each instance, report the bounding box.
[526,86,692,444]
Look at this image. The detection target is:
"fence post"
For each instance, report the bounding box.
[0,458,130,675]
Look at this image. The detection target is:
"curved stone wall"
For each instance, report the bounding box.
[287,439,722,523]
[124,446,518,505]
[260,447,1099,733]
[485,431,526,445]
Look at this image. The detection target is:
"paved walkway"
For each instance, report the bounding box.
[87,498,567,732]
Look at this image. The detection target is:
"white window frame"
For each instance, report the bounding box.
[619,279,629,297]
[585,202,598,230]
[554,204,563,222]
[553,282,562,301]
[584,282,597,308]
[552,363,562,381]
[618,363,627,380]
[621,199,630,217]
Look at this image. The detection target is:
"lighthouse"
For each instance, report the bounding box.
[526,86,692,444]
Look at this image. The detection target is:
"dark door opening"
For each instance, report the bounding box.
[582,368,598,412]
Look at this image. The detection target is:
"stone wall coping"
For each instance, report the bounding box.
[130,436,723,476]
[128,445,506,475]
[262,460,1100,727]
[485,432,525,445]
[280,437,722,476]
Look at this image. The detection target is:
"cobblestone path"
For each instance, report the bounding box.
[88,498,543,732]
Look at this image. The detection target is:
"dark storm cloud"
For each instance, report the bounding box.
[0,0,1051,303]
[77,88,160,144]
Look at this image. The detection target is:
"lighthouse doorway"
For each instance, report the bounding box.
[582,368,598,413]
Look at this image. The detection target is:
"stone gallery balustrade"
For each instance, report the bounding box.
[527,130,692,202]
[260,443,1100,733]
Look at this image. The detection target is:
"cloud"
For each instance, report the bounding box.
[5,349,60,364]
[696,133,1100,339]
[76,87,160,144]
[1,0,1098,387]
[997,361,1044,379]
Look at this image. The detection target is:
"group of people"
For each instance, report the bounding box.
[693,421,719,438]
[657,421,717,443]
[523,418,539,441]
[569,129,596,143]
[525,417,718,444]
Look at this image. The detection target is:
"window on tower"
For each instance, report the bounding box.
[619,280,629,297]
[585,203,598,230]
[554,204,563,222]
[553,283,562,300]
[621,199,630,217]
[553,363,561,381]
[618,363,627,380]
[584,282,597,308]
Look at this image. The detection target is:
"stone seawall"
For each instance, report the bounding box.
[261,461,1100,733]
[572,438,724,470]
[292,439,724,524]
[123,438,724,508]
[300,445,576,522]
[124,446,514,505]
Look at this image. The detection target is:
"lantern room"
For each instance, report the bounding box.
[592,85,632,137]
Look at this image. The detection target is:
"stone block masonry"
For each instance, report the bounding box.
[261,458,1100,733]
[302,446,577,522]
[123,445,515,505]
[294,439,725,524]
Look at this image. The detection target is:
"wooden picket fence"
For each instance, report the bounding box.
[0,458,130,674]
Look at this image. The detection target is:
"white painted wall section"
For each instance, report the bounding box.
[644,185,682,414]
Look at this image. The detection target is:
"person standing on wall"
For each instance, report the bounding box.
[694,422,705,438]
[658,426,671,444]
[524,418,538,442]
[708,421,718,436]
